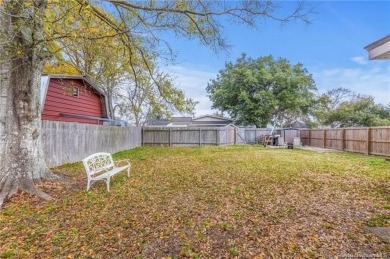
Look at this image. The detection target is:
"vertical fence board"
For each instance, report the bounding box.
[299,127,389,156]
[141,126,389,156]
[42,121,141,167]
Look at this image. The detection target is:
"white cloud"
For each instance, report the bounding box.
[165,65,217,116]
[314,64,390,104]
[351,56,368,65]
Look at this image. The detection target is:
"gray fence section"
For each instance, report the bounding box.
[142,127,236,146]
[235,128,299,144]
[240,128,271,144]
[278,129,300,144]
[42,121,141,167]
[142,127,300,146]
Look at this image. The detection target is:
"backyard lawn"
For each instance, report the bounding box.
[0,146,389,258]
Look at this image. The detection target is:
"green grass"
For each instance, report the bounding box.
[1,146,389,258]
[367,214,390,227]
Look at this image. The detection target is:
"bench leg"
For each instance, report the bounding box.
[127,165,131,177]
[87,180,91,191]
[106,177,110,192]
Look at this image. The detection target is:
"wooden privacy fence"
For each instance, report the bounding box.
[142,127,300,146]
[40,122,390,167]
[42,121,142,167]
[142,127,236,146]
[241,128,300,144]
[300,127,390,156]
[238,128,270,144]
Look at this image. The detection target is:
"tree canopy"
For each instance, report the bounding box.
[313,88,390,127]
[43,0,198,124]
[206,54,316,127]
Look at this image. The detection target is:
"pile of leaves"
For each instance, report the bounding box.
[1,146,389,258]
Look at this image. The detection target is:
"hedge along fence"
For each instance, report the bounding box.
[300,127,390,156]
[42,121,142,167]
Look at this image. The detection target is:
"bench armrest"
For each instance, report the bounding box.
[114,159,131,167]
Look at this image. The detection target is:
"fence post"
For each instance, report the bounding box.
[308,130,311,147]
[141,127,144,146]
[367,127,371,155]
[169,128,172,147]
[226,128,228,145]
[234,128,237,145]
[199,128,202,146]
[323,129,326,148]
[216,128,220,146]
[342,128,345,151]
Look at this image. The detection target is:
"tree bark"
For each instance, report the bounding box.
[0,0,58,208]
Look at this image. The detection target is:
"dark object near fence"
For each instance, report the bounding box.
[287,142,294,149]
[273,136,279,146]
[259,134,273,146]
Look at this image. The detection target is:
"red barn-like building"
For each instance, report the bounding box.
[40,75,110,125]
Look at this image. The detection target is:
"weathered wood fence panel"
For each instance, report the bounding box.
[142,127,301,146]
[242,128,300,144]
[301,129,323,148]
[325,129,343,150]
[142,126,389,156]
[235,127,247,145]
[300,127,390,156]
[143,127,231,146]
[278,129,300,144]
[345,128,368,154]
[42,121,141,167]
[243,128,271,144]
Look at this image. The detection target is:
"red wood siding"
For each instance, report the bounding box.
[42,78,106,124]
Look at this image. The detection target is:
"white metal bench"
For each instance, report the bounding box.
[82,152,131,191]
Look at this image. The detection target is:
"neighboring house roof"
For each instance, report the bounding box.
[168,116,193,126]
[172,117,193,122]
[146,115,234,127]
[284,120,308,129]
[40,74,110,118]
[193,115,233,122]
[190,115,233,126]
[145,119,170,126]
[364,34,390,60]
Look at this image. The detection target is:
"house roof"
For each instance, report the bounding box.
[146,115,234,127]
[193,115,233,122]
[40,74,109,117]
[364,34,390,60]
[171,117,193,123]
[41,74,106,99]
[145,119,170,126]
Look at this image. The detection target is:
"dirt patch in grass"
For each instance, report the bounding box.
[0,146,389,258]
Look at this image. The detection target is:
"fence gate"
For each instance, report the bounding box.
[235,127,247,145]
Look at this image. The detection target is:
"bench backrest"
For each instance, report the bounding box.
[82,152,115,176]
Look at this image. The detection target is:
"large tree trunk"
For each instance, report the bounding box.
[0,0,58,208]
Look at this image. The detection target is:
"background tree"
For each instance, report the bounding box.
[312,87,355,127]
[44,1,196,122]
[0,0,313,207]
[44,1,143,120]
[207,54,316,127]
[116,67,198,126]
[313,88,390,127]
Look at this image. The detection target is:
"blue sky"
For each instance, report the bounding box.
[161,1,390,116]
